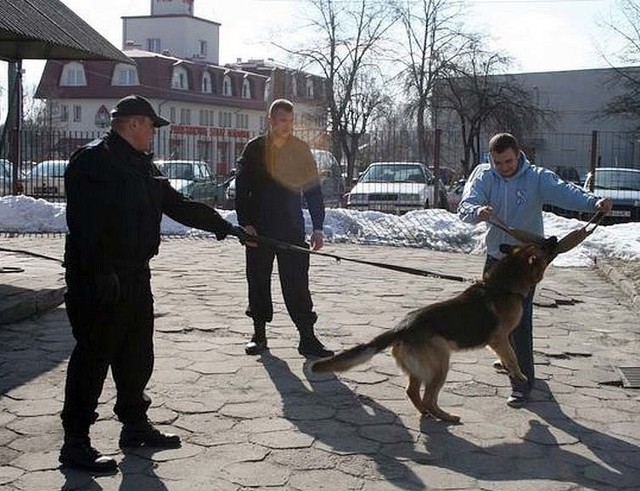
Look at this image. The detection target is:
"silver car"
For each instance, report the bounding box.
[20,159,68,200]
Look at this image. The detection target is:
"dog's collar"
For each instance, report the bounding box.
[476,282,528,301]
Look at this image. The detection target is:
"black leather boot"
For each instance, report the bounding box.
[119,420,181,448]
[245,321,267,355]
[297,325,334,358]
[59,437,118,473]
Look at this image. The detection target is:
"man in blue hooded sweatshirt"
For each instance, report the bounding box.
[458,133,612,408]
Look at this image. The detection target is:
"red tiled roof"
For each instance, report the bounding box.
[35,51,268,110]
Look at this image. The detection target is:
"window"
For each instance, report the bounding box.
[172,67,189,90]
[201,72,212,93]
[306,78,314,98]
[242,79,251,99]
[60,105,69,122]
[235,113,248,129]
[180,108,191,125]
[199,40,207,57]
[169,106,176,124]
[291,76,298,97]
[222,75,233,96]
[147,38,161,53]
[112,63,139,86]
[60,62,87,86]
[73,105,82,122]
[199,109,214,126]
[218,111,232,127]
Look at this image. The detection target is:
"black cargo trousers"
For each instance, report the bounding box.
[61,268,154,439]
[245,232,317,329]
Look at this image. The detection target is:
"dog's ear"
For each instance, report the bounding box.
[500,244,517,255]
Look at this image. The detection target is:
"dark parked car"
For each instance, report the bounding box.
[554,165,583,185]
[0,159,13,196]
[155,160,222,207]
[226,150,345,210]
[311,149,345,208]
[447,179,466,212]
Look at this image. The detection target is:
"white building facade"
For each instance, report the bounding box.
[34,0,328,176]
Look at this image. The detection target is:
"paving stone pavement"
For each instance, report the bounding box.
[0,236,639,491]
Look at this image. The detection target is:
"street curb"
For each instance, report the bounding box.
[0,286,66,325]
[596,259,639,312]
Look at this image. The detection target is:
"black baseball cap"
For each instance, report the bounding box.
[110,95,170,127]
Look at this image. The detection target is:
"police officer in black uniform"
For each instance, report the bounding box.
[59,95,244,473]
[235,98,333,358]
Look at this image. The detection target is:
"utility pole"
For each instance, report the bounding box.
[7,60,23,195]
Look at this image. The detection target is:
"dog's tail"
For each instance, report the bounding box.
[310,329,398,373]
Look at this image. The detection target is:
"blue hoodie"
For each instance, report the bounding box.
[458,152,598,259]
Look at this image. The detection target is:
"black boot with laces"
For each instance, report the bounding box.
[119,420,181,448]
[59,437,117,473]
[297,326,334,358]
[245,321,267,355]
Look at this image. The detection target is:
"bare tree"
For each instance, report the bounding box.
[600,0,640,127]
[392,0,474,164]
[434,43,554,176]
[277,0,397,182]
[340,71,391,178]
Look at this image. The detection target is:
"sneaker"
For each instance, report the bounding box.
[506,391,528,408]
[298,335,334,358]
[245,334,267,355]
[119,420,181,448]
[59,437,117,473]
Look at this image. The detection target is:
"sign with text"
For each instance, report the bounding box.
[170,125,250,139]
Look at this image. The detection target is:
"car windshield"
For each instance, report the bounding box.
[360,164,426,183]
[160,163,195,180]
[30,161,66,177]
[593,170,640,191]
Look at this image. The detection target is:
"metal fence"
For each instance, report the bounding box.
[1,127,638,222]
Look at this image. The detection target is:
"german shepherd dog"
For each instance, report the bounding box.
[311,240,557,422]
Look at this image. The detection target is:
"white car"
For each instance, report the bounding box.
[582,167,640,223]
[345,161,437,214]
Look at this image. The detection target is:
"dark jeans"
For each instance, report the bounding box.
[484,256,535,395]
[245,239,317,329]
[61,270,154,439]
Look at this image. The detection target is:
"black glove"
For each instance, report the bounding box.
[214,220,234,241]
[95,272,120,306]
[230,225,255,245]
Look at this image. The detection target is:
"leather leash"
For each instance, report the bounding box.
[229,209,606,283]
[229,230,471,283]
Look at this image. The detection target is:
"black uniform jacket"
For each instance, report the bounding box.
[235,133,324,241]
[64,131,231,275]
